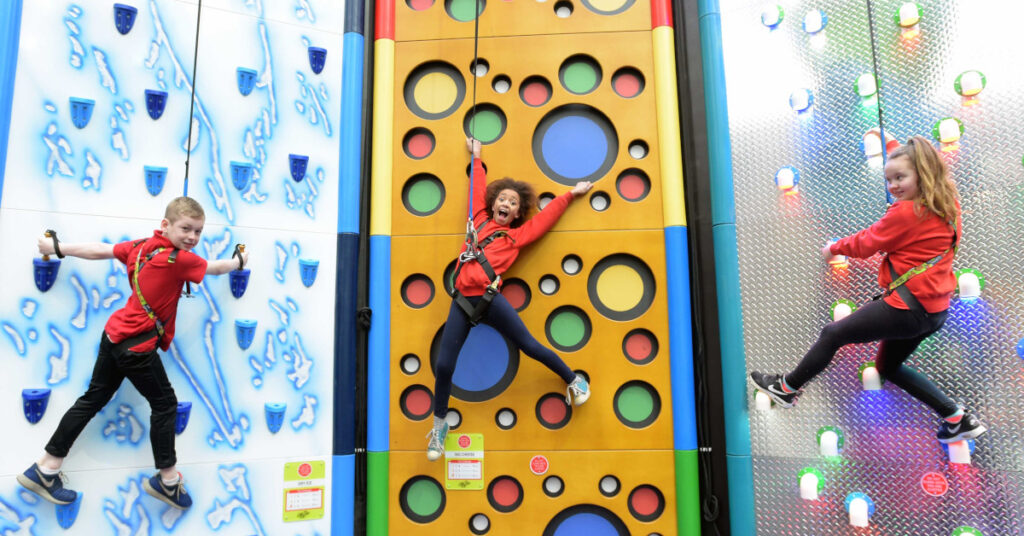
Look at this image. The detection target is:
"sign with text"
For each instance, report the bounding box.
[445,433,484,490]
[283,461,326,522]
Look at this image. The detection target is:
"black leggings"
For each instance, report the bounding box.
[785,298,958,417]
[433,293,576,418]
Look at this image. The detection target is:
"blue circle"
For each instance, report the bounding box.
[541,116,608,180]
[452,324,508,391]
[1016,337,1024,359]
[552,513,621,535]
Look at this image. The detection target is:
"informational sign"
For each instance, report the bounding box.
[530,455,549,475]
[283,460,326,522]
[445,433,484,490]
[920,472,948,497]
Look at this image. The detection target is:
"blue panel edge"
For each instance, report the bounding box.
[0,0,24,206]
[367,235,391,452]
[334,233,359,455]
[332,453,355,535]
[344,0,365,35]
[338,32,365,234]
[665,225,697,450]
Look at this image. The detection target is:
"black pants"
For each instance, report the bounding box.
[785,298,958,417]
[45,332,178,469]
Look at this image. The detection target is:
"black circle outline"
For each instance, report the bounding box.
[400,353,422,375]
[587,254,656,321]
[399,475,446,523]
[446,408,462,430]
[430,325,520,402]
[539,274,560,295]
[589,190,611,211]
[615,168,651,202]
[501,278,532,312]
[401,273,435,309]
[544,305,592,352]
[532,104,618,185]
[543,504,629,536]
[627,139,649,159]
[542,475,564,497]
[487,475,524,513]
[402,174,446,216]
[627,484,665,522]
[611,67,646,98]
[399,384,434,421]
[495,408,517,430]
[579,0,636,15]
[622,328,658,365]
[561,254,583,275]
[535,392,573,430]
[554,0,574,17]
[463,103,508,144]
[470,57,490,77]
[558,54,603,95]
[613,380,661,429]
[520,76,554,107]
[492,74,512,94]
[403,61,466,120]
[403,128,436,160]
[469,513,491,535]
[599,474,621,497]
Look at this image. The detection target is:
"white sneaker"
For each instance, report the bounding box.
[425,421,449,461]
[566,374,590,406]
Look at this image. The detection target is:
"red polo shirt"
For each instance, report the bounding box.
[105,230,207,352]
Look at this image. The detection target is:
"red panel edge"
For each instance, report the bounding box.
[375,0,395,40]
[651,0,673,28]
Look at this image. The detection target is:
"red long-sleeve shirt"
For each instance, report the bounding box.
[455,158,574,296]
[830,200,960,313]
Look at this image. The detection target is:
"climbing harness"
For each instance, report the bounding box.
[874,215,959,313]
[450,217,514,325]
[132,239,180,344]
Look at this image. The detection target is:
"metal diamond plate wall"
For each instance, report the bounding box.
[721,1,1024,534]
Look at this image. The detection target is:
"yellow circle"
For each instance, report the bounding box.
[589,0,628,12]
[414,72,457,114]
[596,264,643,312]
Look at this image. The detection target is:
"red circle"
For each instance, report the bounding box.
[404,387,432,416]
[298,463,312,477]
[491,477,520,507]
[618,173,646,201]
[458,435,471,448]
[530,455,549,475]
[501,282,527,309]
[630,486,660,517]
[920,472,948,497]
[613,73,641,98]
[404,278,433,306]
[409,0,434,10]
[522,82,550,107]
[407,133,434,158]
[539,396,567,424]
[625,332,653,361]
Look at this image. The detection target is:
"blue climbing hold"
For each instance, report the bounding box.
[175,401,192,434]
[22,388,51,424]
[235,319,257,350]
[237,68,257,96]
[144,90,167,120]
[56,493,82,529]
[299,259,319,288]
[143,166,167,196]
[308,47,327,74]
[289,154,309,182]
[69,98,95,129]
[230,268,250,298]
[33,258,61,293]
[230,161,253,191]
[265,403,286,434]
[113,4,138,35]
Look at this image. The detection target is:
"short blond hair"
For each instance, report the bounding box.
[165,196,205,222]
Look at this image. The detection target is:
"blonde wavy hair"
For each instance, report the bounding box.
[888,136,959,221]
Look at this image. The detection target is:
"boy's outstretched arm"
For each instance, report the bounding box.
[205,250,249,275]
[38,237,114,260]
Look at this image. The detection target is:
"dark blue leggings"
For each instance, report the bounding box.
[784,298,958,417]
[433,293,576,418]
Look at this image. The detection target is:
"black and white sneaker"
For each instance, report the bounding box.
[937,413,987,443]
[750,371,800,408]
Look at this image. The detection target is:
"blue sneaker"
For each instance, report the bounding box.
[566,374,590,406]
[143,473,193,510]
[16,463,78,505]
[426,421,449,461]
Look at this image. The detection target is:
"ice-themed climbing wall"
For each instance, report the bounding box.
[1,1,350,533]
[721,1,1024,534]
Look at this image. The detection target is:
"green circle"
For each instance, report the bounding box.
[406,479,443,517]
[616,384,654,423]
[564,62,598,94]
[550,311,585,347]
[468,109,502,143]
[408,179,442,213]
[449,0,481,21]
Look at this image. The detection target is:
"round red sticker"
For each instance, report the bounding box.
[530,455,549,475]
[920,472,948,497]
[458,435,471,448]
[298,463,312,478]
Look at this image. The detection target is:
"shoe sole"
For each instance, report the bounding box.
[426,450,443,461]
[16,474,74,505]
[751,380,796,409]
[937,425,988,444]
[572,388,590,406]
[142,478,190,510]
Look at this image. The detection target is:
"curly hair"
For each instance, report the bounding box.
[484,178,537,228]
[888,136,959,221]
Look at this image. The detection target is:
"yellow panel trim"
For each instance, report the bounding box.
[653,27,686,227]
[371,39,395,236]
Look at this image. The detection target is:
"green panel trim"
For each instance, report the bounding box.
[367,451,389,536]
[675,449,702,535]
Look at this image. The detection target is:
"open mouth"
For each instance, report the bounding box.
[497,208,509,219]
